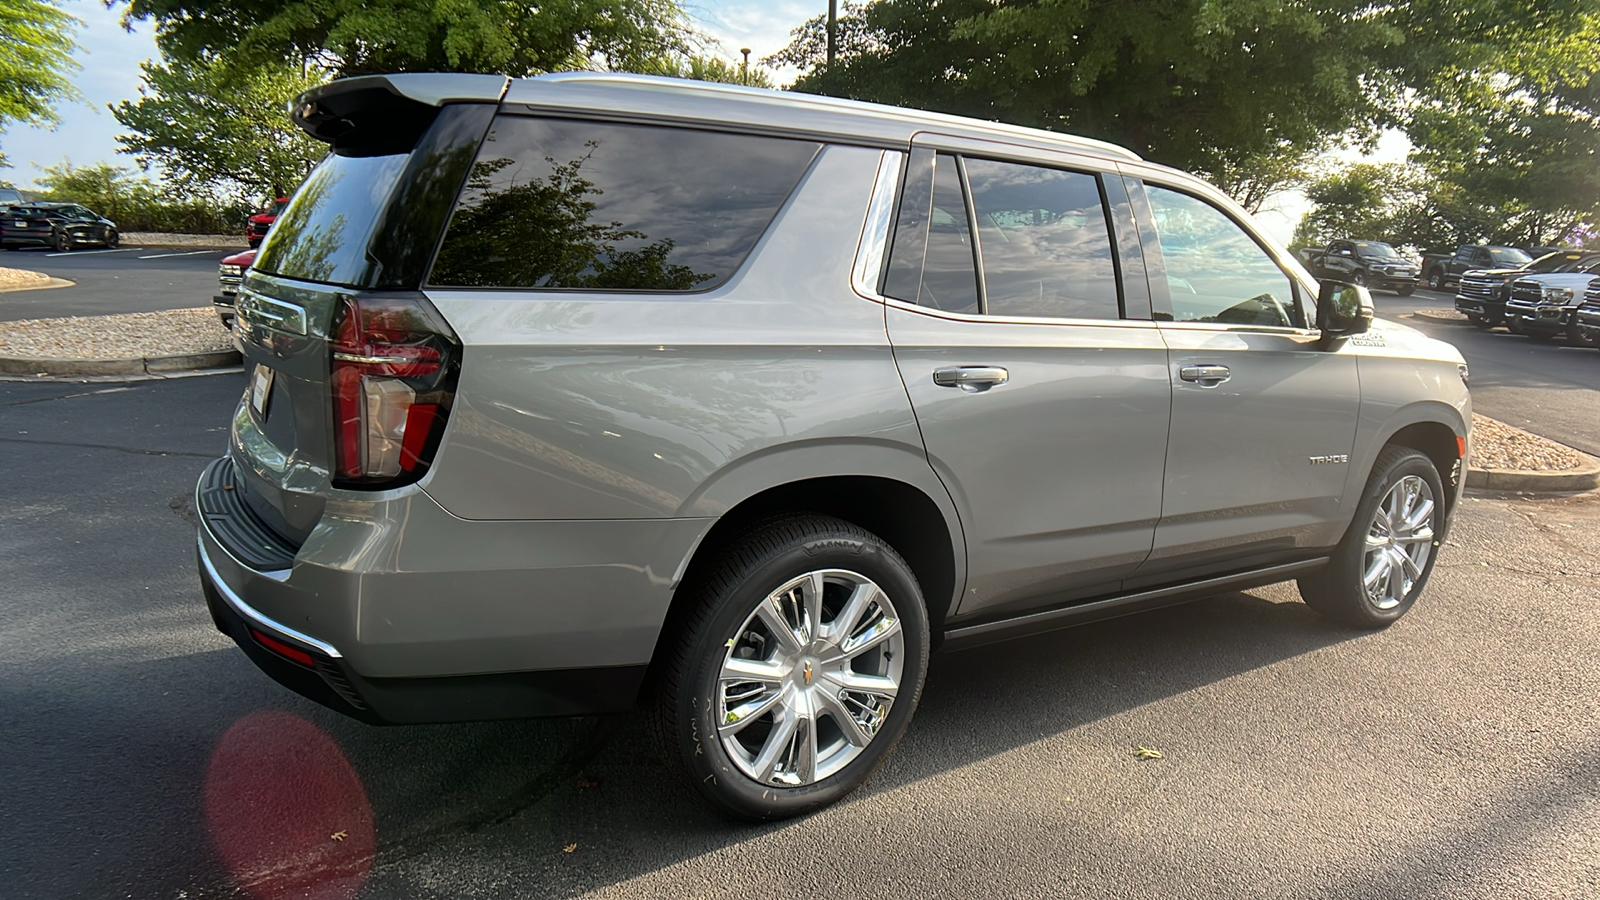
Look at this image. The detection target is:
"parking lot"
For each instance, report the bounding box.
[0,246,228,321]
[2,274,1599,898]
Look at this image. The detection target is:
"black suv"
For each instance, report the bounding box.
[1,202,119,252]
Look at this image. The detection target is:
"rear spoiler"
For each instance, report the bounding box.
[289,73,511,151]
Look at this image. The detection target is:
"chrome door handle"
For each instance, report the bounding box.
[933,366,1010,392]
[1179,364,1231,385]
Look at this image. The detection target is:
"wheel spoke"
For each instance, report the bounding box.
[791,707,818,785]
[1363,552,1390,590]
[822,669,899,701]
[1402,497,1435,533]
[719,685,787,737]
[751,710,799,783]
[1392,546,1423,580]
[836,613,901,661]
[1396,527,1435,545]
[812,688,875,747]
[753,597,804,655]
[829,581,881,647]
[800,571,825,645]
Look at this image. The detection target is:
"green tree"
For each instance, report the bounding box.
[112,54,327,201]
[112,0,694,78]
[33,160,248,232]
[0,0,80,129]
[636,54,775,88]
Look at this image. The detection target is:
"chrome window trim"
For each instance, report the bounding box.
[851,150,904,302]
[881,294,1162,330]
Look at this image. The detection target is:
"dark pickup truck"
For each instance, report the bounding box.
[1422,244,1531,291]
[1301,239,1419,294]
[1454,250,1588,328]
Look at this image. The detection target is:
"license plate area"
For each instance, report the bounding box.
[250,364,274,419]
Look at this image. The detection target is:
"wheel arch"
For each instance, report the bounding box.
[645,468,966,702]
[1371,406,1467,523]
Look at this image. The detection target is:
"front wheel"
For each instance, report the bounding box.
[1299,447,1445,628]
[1566,320,1595,348]
[1351,270,1367,287]
[1427,269,1445,290]
[52,230,70,252]
[1395,285,1415,297]
[652,515,929,820]
[105,229,119,249]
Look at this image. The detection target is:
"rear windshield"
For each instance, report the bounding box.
[252,151,408,286]
[428,116,820,291]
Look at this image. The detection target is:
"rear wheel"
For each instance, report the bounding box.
[1427,269,1445,290]
[651,515,929,820]
[1299,447,1444,628]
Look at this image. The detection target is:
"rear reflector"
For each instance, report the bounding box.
[251,628,315,667]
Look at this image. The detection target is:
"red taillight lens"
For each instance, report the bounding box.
[331,295,457,486]
[251,628,315,667]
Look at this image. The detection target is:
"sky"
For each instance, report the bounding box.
[0,0,1400,243]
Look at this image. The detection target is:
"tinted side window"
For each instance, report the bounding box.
[430,118,819,291]
[966,158,1119,320]
[1144,184,1301,328]
[916,153,980,313]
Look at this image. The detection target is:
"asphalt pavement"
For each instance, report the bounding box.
[0,245,228,321]
[1374,287,1600,457]
[2,370,1598,899]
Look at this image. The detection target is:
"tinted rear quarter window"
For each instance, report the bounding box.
[253,152,409,286]
[429,117,820,291]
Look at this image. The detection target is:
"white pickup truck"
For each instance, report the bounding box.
[1502,252,1600,345]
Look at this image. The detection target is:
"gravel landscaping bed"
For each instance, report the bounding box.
[124,231,249,249]
[0,266,51,290]
[1472,413,1590,471]
[0,308,231,359]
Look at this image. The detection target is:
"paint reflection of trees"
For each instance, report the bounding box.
[432,147,713,290]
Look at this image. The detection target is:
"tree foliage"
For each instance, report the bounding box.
[34,160,249,232]
[771,0,1600,232]
[112,54,326,201]
[0,0,80,129]
[113,0,694,77]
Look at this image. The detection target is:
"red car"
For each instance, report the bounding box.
[213,247,257,326]
[245,197,288,247]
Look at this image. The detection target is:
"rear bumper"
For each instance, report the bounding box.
[1,229,53,247]
[195,456,712,723]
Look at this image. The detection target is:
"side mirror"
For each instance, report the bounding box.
[1317,280,1373,339]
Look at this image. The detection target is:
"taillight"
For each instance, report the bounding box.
[330,294,458,487]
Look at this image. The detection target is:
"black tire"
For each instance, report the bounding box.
[1298,447,1445,629]
[651,514,930,820]
[1565,320,1594,348]
[52,230,70,252]
[1427,269,1445,290]
[1466,313,1490,329]
[105,229,119,249]
[1528,330,1555,343]
[1396,285,1415,297]
[1351,270,1367,287]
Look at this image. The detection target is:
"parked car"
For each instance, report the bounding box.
[1574,281,1600,345]
[1501,254,1600,345]
[0,201,119,252]
[213,248,257,327]
[1303,239,1419,295]
[196,72,1470,821]
[1421,245,1531,291]
[1454,250,1588,328]
[246,197,288,247]
[0,187,23,212]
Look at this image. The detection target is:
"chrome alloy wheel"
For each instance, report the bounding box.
[717,569,904,787]
[1362,474,1436,610]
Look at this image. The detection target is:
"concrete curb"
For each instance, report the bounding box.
[0,348,241,376]
[1410,309,1470,325]
[0,277,74,294]
[1467,458,1600,493]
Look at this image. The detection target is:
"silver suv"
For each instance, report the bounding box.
[196,73,1471,820]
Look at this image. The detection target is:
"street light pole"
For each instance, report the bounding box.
[827,0,837,67]
[740,47,751,85]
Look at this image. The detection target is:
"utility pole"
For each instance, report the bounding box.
[740,48,751,85]
[827,0,837,67]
